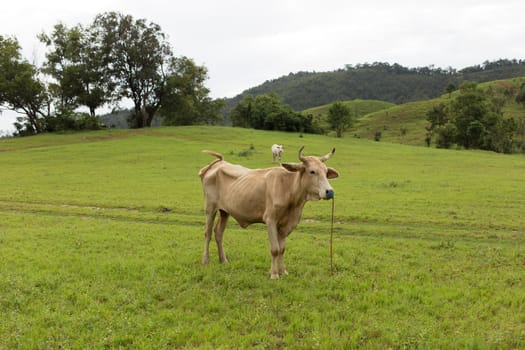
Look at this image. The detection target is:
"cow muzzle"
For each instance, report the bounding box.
[325,189,334,199]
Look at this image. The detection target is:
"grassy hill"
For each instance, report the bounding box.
[304,77,525,146]
[302,99,395,118]
[302,99,395,135]
[1,126,525,348]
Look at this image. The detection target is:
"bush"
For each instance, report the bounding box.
[230,93,322,134]
[435,123,457,149]
[44,112,103,132]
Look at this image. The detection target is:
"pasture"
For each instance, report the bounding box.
[1,126,524,349]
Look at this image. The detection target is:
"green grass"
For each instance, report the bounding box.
[353,99,436,145]
[1,126,525,349]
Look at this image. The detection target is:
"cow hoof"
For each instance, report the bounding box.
[281,269,289,276]
[270,273,280,280]
[202,256,210,264]
[219,257,229,263]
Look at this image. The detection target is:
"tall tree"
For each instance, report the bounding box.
[0,35,50,134]
[230,94,255,128]
[39,23,114,117]
[93,12,173,128]
[327,101,353,137]
[160,56,224,126]
[425,103,455,148]
[449,82,492,149]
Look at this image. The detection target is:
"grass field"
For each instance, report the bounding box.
[1,126,524,349]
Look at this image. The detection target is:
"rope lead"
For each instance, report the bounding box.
[330,197,335,275]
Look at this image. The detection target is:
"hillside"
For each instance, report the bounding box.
[302,99,395,133]
[225,59,525,112]
[302,99,395,118]
[305,76,525,147]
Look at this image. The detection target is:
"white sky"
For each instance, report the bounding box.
[1,0,525,133]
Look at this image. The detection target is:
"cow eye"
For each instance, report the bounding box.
[310,170,316,175]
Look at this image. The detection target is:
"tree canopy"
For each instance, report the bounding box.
[327,102,354,137]
[0,12,222,135]
[160,56,224,126]
[230,93,321,133]
[92,12,173,128]
[426,82,517,153]
[38,22,113,118]
[0,35,50,134]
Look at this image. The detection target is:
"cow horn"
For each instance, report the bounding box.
[320,148,336,162]
[298,146,306,162]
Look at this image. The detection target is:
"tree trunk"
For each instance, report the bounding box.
[141,106,148,128]
[27,113,41,134]
[132,105,142,128]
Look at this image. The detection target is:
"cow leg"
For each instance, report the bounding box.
[202,208,217,264]
[214,210,229,263]
[267,223,281,279]
[277,234,288,276]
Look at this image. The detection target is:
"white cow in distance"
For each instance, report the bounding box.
[271,144,284,162]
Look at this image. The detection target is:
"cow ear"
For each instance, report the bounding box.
[327,167,339,179]
[281,162,303,173]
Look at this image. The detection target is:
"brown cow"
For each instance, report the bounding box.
[198,146,339,279]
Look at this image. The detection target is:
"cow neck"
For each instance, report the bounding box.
[290,169,309,206]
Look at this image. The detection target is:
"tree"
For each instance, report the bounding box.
[327,101,353,137]
[434,122,458,149]
[0,35,50,134]
[93,12,174,128]
[3,13,219,135]
[38,22,114,117]
[426,103,450,147]
[445,83,456,98]
[426,103,448,128]
[230,94,254,128]
[426,81,517,153]
[160,56,224,126]
[230,93,319,133]
[450,82,493,149]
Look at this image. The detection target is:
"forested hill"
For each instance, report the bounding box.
[225,59,525,111]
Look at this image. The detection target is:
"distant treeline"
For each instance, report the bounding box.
[225,59,525,111]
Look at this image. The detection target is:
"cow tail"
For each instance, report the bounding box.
[202,150,224,161]
[198,150,224,178]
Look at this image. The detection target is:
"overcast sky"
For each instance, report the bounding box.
[1,0,525,133]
